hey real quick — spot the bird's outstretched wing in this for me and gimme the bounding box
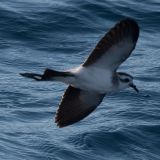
[83,18,139,72]
[55,86,105,127]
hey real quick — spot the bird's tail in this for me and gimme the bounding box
[20,68,74,81]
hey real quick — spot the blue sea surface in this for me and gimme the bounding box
[0,0,160,159]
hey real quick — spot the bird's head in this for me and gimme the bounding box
[117,72,139,93]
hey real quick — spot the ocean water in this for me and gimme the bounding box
[0,0,160,159]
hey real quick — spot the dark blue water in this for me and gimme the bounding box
[0,0,160,159]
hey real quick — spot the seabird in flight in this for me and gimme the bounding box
[20,18,139,128]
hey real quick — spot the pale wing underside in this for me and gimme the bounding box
[55,86,105,127]
[83,18,139,72]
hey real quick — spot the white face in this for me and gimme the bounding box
[118,73,139,92]
[119,74,133,89]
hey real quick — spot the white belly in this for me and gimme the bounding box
[70,66,114,93]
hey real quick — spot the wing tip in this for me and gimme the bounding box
[56,122,65,128]
[55,118,71,128]
[55,111,76,128]
[55,109,71,128]
[55,115,65,128]
[118,17,140,42]
[121,17,138,25]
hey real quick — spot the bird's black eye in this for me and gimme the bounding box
[124,78,130,82]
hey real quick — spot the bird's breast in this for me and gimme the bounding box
[71,66,115,93]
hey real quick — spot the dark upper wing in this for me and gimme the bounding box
[83,18,139,72]
[55,86,105,127]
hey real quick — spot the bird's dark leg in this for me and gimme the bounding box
[20,68,74,81]
[20,73,43,81]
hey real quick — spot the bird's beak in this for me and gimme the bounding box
[129,83,139,93]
